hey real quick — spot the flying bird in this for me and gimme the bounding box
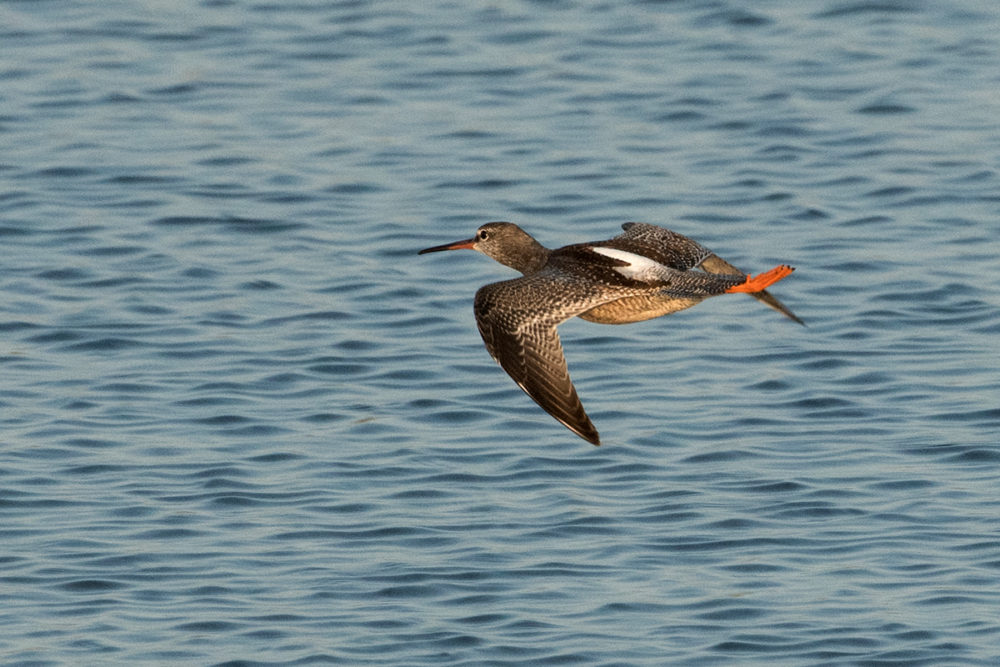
[419,222,800,445]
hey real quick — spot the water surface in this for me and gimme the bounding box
[2,1,1000,664]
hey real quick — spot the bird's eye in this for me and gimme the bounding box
[478,229,489,241]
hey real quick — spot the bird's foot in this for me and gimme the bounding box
[726,265,795,293]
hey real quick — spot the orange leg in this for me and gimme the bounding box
[726,265,795,293]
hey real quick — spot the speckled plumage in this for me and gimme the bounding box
[419,222,800,445]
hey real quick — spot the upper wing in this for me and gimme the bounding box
[608,222,714,271]
[614,223,803,325]
[588,246,746,295]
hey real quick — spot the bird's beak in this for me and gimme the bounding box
[418,237,477,254]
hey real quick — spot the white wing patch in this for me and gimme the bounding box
[591,246,673,283]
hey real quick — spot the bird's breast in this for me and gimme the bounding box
[577,293,703,324]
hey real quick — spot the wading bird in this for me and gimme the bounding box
[419,222,800,445]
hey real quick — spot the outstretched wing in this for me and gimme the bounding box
[473,271,630,445]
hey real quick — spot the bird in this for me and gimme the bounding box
[418,222,801,445]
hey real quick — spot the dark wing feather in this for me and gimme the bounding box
[612,222,713,270]
[473,271,631,445]
[479,317,599,445]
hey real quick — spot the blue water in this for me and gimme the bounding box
[3,1,1000,664]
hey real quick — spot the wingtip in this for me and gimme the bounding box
[558,414,600,445]
[567,421,601,446]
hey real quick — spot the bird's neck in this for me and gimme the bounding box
[501,239,551,275]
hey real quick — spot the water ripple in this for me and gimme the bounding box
[3,0,1000,665]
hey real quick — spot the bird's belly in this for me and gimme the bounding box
[578,294,702,324]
